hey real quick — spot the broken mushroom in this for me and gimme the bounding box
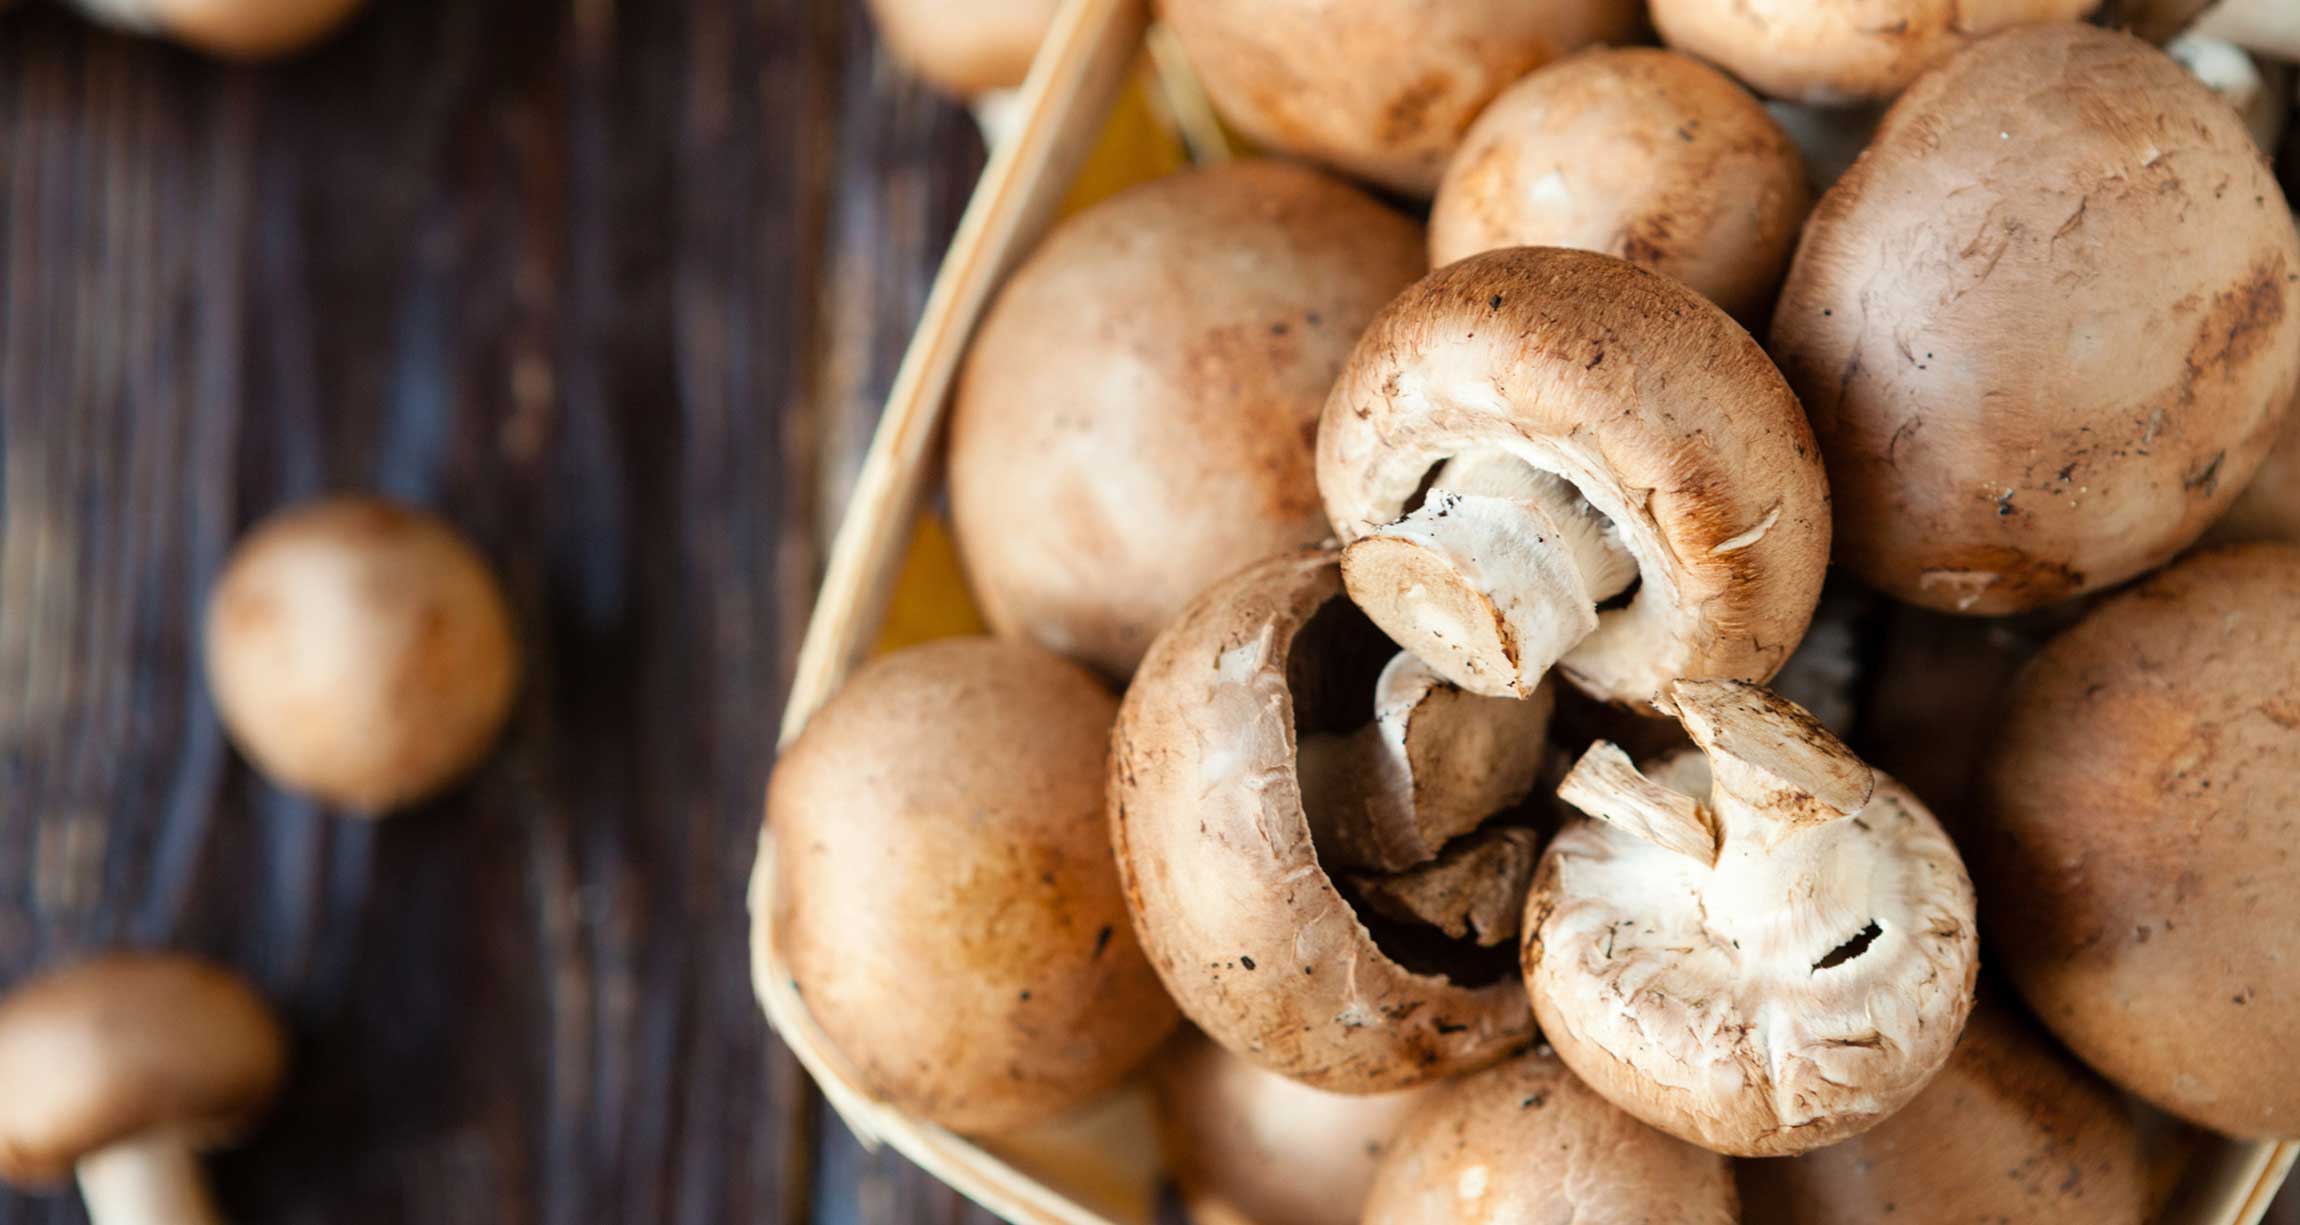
[0,954,288,1225]
[1152,1033,1430,1225]
[769,638,1176,1134]
[1650,0,2100,104]
[66,0,368,59]
[1524,680,1980,1155]
[1980,544,2300,1138]
[1110,551,1539,1093]
[1360,1047,1739,1224]
[1771,24,2300,615]
[863,0,1060,98]
[204,495,520,815]
[1739,994,2151,1225]
[1319,246,1833,707]
[951,160,1423,679]
[1157,0,1645,195]
[1430,47,1812,321]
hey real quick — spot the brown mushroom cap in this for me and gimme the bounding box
[0,954,287,1186]
[1651,0,2101,104]
[1431,47,1812,321]
[1980,544,2300,1138]
[1361,1048,1739,1224]
[1158,0,1645,196]
[862,0,1061,97]
[1152,1033,1428,1225]
[1771,24,2300,615]
[950,160,1423,680]
[204,495,521,815]
[769,638,1176,1134]
[1739,994,2150,1225]
[1319,247,1832,708]
[116,0,369,59]
[1110,551,1533,1094]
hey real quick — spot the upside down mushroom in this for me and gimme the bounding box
[1771,24,2300,615]
[1319,246,1833,708]
[1650,0,2101,104]
[1525,680,1980,1155]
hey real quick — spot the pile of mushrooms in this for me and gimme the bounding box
[759,9,2300,1225]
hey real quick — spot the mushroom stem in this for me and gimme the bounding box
[76,1133,221,1225]
[1341,454,1634,699]
[1666,679,1874,842]
[1300,650,1552,871]
[1555,742,1716,865]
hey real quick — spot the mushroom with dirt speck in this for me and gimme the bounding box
[1524,680,1980,1155]
[204,495,520,816]
[0,954,289,1225]
[1651,0,2100,104]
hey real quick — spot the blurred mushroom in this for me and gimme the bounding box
[768,638,1177,1134]
[1739,994,2151,1225]
[1772,24,2300,615]
[1111,552,1537,1093]
[1649,0,2100,104]
[1152,1033,1428,1225]
[1158,0,1645,195]
[67,0,367,59]
[1319,246,1832,707]
[1431,46,1811,321]
[204,495,520,815]
[1525,681,1979,1155]
[863,0,1060,99]
[951,161,1422,680]
[1361,1048,1738,1223]
[1980,544,2300,1138]
[0,954,288,1225]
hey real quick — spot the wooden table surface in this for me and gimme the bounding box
[3,3,2297,1224]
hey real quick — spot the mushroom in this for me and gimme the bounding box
[0,954,288,1225]
[1318,246,1833,708]
[1360,1047,1739,1223]
[1430,47,1812,322]
[1151,1032,1430,1225]
[204,495,520,815]
[2187,0,2300,60]
[1346,827,1541,947]
[862,0,1060,99]
[1739,994,2151,1225]
[1979,543,2300,1138]
[1524,679,1980,1155]
[1295,649,1552,873]
[1771,24,2300,615]
[1649,0,2100,104]
[1110,551,1538,1093]
[768,637,1177,1133]
[950,160,1423,680]
[2213,413,2300,544]
[1156,0,1645,196]
[64,0,367,59]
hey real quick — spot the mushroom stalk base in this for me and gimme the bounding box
[1341,455,1633,699]
[77,1134,220,1225]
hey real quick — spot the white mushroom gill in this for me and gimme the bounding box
[1341,451,1637,700]
[1526,680,1979,1156]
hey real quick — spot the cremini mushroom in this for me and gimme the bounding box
[951,160,1423,680]
[768,637,1176,1134]
[1980,544,2300,1138]
[204,495,520,815]
[1650,0,2100,104]
[1524,680,1980,1155]
[1157,0,1645,195]
[67,0,367,59]
[0,954,288,1225]
[862,0,1060,98]
[1110,551,1538,1093]
[1771,24,2300,615]
[1361,1048,1739,1223]
[1319,246,1833,708]
[1430,47,1811,321]
[1739,994,2151,1225]
[1152,1032,1429,1225]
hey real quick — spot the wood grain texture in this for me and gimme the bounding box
[0,0,988,1221]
